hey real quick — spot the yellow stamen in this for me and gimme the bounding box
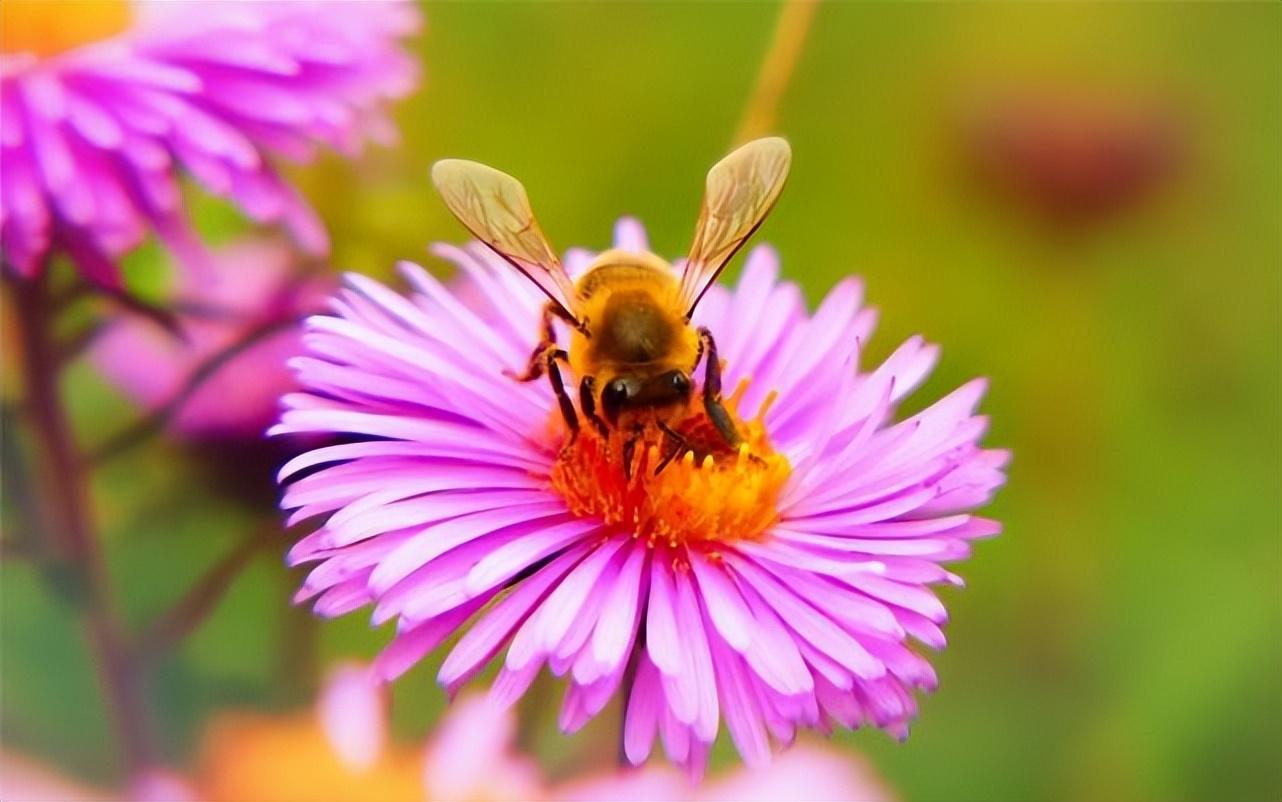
[1,0,132,58]
[549,381,790,550]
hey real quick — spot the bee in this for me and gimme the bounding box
[430,137,791,472]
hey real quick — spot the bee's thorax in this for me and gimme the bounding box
[567,253,700,389]
[592,291,678,364]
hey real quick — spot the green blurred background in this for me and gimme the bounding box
[3,2,1279,800]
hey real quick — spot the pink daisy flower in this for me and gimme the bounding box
[0,0,418,286]
[276,214,1008,775]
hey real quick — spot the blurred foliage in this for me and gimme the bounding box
[3,3,1279,801]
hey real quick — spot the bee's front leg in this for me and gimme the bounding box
[578,377,609,438]
[543,347,579,441]
[697,327,741,447]
[654,418,690,475]
[621,423,648,481]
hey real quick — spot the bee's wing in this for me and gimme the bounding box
[431,159,581,324]
[679,137,792,317]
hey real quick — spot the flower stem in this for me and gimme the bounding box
[732,0,819,146]
[134,527,270,659]
[9,273,155,779]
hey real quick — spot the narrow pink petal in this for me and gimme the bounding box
[549,551,625,673]
[439,545,588,691]
[465,518,601,597]
[844,573,948,623]
[624,656,662,765]
[613,216,649,251]
[374,597,486,682]
[504,538,624,672]
[584,544,648,682]
[489,661,540,711]
[537,538,626,654]
[318,663,384,771]
[674,569,719,742]
[368,502,567,594]
[727,554,885,681]
[688,552,752,652]
[707,633,771,768]
[645,557,684,676]
[659,707,690,766]
[732,574,814,697]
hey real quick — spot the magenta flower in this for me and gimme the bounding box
[0,0,418,286]
[90,236,332,440]
[276,219,1008,775]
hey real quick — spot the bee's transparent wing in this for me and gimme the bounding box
[431,159,580,323]
[679,137,792,316]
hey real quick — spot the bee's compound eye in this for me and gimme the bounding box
[602,378,633,423]
[667,371,691,394]
[605,379,632,404]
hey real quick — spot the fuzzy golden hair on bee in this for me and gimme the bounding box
[430,137,791,474]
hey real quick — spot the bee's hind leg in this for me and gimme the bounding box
[506,303,561,383]
[697,327,741,447]
[504,304,579,440]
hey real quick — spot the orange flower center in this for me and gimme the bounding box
[550,379,790,549]
[1,0,131,58]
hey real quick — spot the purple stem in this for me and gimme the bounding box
[10,272,155,778]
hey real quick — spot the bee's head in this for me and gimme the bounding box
[601,370,692,425]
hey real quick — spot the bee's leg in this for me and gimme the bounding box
[697,327,741,447]
[622,426,645,481]
[654,419,690,476]
[544,347,579,441]
[506,303,561,383]
[578,377,608,438]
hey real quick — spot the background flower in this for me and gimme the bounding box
[1,661,895,802]
[196,664,425,802]
[558,747,896,802]
[0,0,418,286]
[90,236,332,440]
[958,83,1186,231]
[204,673,895,802]
[276,219,1007,774]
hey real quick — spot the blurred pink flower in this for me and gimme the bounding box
[90,237,332,440]
[313,665,896,802]
[0,753,193,801]
[961,86,1185,229]
[215,661,894,802]
[0,751,106,801]
[419,684,542,801]
[1,662,896,802]
[276,219,1008,775]
[0,0,418,286]
[558,746,895,802]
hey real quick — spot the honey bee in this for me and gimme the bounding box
[430,137,791,473]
